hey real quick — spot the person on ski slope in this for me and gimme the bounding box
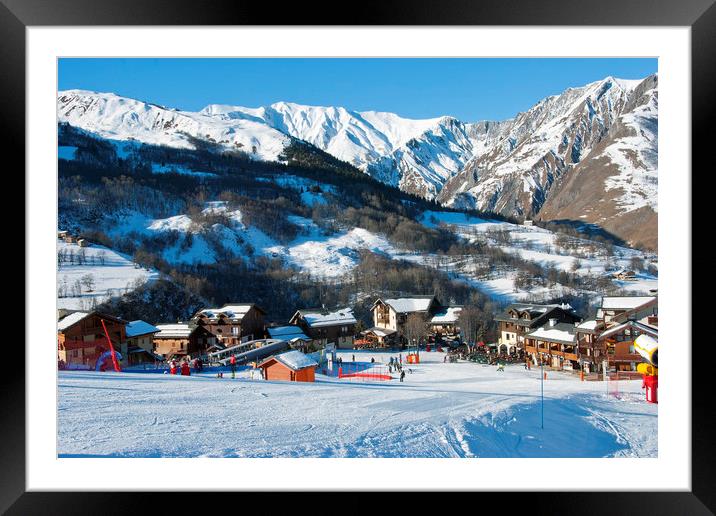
[181,360,191,376]
[230,354,237,379]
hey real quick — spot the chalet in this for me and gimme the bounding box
[77,238,89,247]
[494,303,581,354]
[57,230,68,239]
[191,303,266,348]
[57,311,127,369]
[152,323,215,360]
[578,296,658,374]
[356,327,398,348]
[124,320,161,366]
[574,319,605,373]
[258,350,318,382]
[428,306,462,342]
[597,296,657,325]
[371,295,439,338]
[289,307,357,349]
[524,319,579,370]
[598,319,658,373]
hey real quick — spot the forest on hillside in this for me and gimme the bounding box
[59,124,617,329]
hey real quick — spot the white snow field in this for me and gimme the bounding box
[57,240,159,311]
[57,351,657,458]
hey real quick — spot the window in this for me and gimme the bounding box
[232,327,239,335]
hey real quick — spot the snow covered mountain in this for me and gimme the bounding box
[438,76,657,212]
[57,90,291,161]
[200,102,478,198]
[58,74,658,248]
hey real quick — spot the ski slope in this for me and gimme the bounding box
[57,350,657,458]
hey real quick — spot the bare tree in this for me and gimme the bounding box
[403,313,427,347]
[80,273,96,292]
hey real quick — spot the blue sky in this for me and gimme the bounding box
[58,58,657,122]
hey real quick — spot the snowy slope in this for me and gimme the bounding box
[57,240,159,310]
[57,350,657,458]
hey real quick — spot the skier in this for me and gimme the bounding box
[400,370,405,382]
[352,354,355,362]
[195,357,203,372]
[169,359,177,375]
[181,360,191,376]
[371,357,375,363]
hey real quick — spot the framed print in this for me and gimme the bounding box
[4,0,714,512]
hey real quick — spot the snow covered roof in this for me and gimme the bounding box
[362,327,397,337]
[526,323,577,345]
[577,320,599,330]
[382,297,435,313]
[57,311,126,331]
[58,311,90,331]
[126,320,160,338]
[155,324,193,338]
[297,308,357,328]
[196,303,263,320]
[263,350,318,371]
[267,325,311,341]
[601,296,655,310]
[430,306,462,324]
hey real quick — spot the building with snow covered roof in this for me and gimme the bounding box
[124,320,161,366]
[289,307,357,349]
[370,295,440,342]
[494,303,580,354]
[258,350,318,382]
[57,311,127,369]
[524,319,579,370]
[428,306,462,341]
[152,323,215,360]
[191,303,266,348]
[597,296,656,325]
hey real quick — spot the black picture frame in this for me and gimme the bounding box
[3,0,712,512]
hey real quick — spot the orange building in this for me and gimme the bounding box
[258,350,317,382]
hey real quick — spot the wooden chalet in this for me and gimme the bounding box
[574,319,605,373]
[524,319,579,370]
[597,296,657,325]
[494,303,581,354]
[152,323,215,360]
[576,296,658,375]
[258,350,318,382]
[371,295,440,342]
[191,303,266,348]
[355,327,398,348]
[124,320,161,366]
[289,307,357,349]
[428,306,462,342]
[57,311,127,369]
[598,319,658,373]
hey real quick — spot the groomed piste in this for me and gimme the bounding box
[57,349,657,458]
